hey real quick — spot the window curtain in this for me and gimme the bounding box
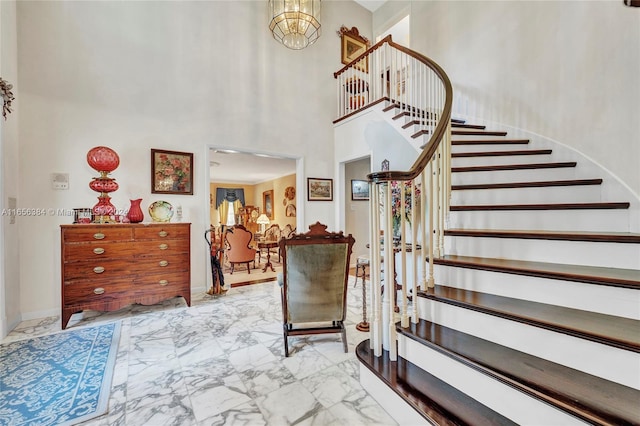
[218,199,244,226]
[218,200,230,226]
[215,188,245,208]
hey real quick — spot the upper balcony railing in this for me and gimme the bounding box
[334,36,453,360]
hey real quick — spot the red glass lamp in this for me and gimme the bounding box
[87,146,120,223]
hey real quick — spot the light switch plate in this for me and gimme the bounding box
[51,173,69,190]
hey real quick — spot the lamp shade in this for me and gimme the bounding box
[87,146,120,173]
[269,0,321,50]
[256,214,270,225]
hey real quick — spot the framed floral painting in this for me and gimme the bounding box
[151,149,193,195]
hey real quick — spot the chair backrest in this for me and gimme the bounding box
[264,224,282,242]
[225,225,255,262]
[282,224,296,239]
[279,222,355,324]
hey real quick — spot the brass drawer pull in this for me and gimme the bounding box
[159,279,168,286]
[159,260,169,267]
[159,243,168,250]
[94,287,105,295]
[93,266,105,274]
[93,233,105,240]
[93,247,105,255]
[158,231,168,237]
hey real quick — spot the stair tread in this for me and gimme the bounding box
[417,285,640,351]
[450,202,630,211]
[452,139,529,145]
[452,149,552,158]
[452,162,577,172]
[355,342,517,426]
[433,254,640,289]
[445,228,640,243]
[452,123,486,129]
[452,178,603,190]
[451,130,508,136]
[398,319,640,425]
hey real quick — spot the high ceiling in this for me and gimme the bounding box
[208,1,384,185]
[354,1,387,12]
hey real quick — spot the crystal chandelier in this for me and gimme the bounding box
[269,0,321,50]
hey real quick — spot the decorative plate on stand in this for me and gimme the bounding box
[149,201,174,222]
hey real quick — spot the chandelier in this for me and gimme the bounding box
[269,0,321,50]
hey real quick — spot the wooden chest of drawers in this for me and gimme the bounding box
[60,223,191,329]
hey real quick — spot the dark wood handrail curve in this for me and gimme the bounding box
[336,36,453,184]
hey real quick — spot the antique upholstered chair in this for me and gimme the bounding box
[281,224,296,239]
[260,224,282,262]
[277,222,355,356]
[278,224,296,260]
[224,225,256,274]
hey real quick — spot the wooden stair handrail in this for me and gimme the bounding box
[336,36,453,183]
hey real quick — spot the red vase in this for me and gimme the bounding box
[127,199,144,223]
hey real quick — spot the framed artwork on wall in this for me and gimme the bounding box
[351,179,369,201]
[307,178,333,201]
[263,190,274,220]
[151,149,193,195]
[338,26,369,73]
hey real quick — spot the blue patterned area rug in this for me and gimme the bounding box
[0,322,121,426]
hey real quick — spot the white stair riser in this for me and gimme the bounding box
[452,154,552,167]
[449,209,629,232]
[451,185,602,205]
[452,143,531,153]
[452,168,577,185]
[444,235,640,270]
[359,366,429,426]
[416,298,640,389]
[433,264,640,320]
[398,336,588,425]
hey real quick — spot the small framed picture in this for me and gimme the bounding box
[351,180,369,201]
[263,190,274,220]
[339,26,369,73]
[151,149,193,195]
[307,178,333,201]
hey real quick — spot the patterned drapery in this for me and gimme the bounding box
[215,188,245,208]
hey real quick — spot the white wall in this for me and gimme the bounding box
[13,1,371,322]
[344,157,371,261]
[1,0,20,337]
[376,0,640,197]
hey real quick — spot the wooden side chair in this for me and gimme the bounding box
[278,222,355,356]
[224,225,256,274]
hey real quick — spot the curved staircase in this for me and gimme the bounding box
[356,114,640,425]
[332,36,639,425]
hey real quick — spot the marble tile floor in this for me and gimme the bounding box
[2,278,399,426]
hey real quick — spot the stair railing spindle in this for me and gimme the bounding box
[411,174,419,323]
[370,181,382,356]
[428,158,436,288]
[384,183,398,360]
[400,181,409,328]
